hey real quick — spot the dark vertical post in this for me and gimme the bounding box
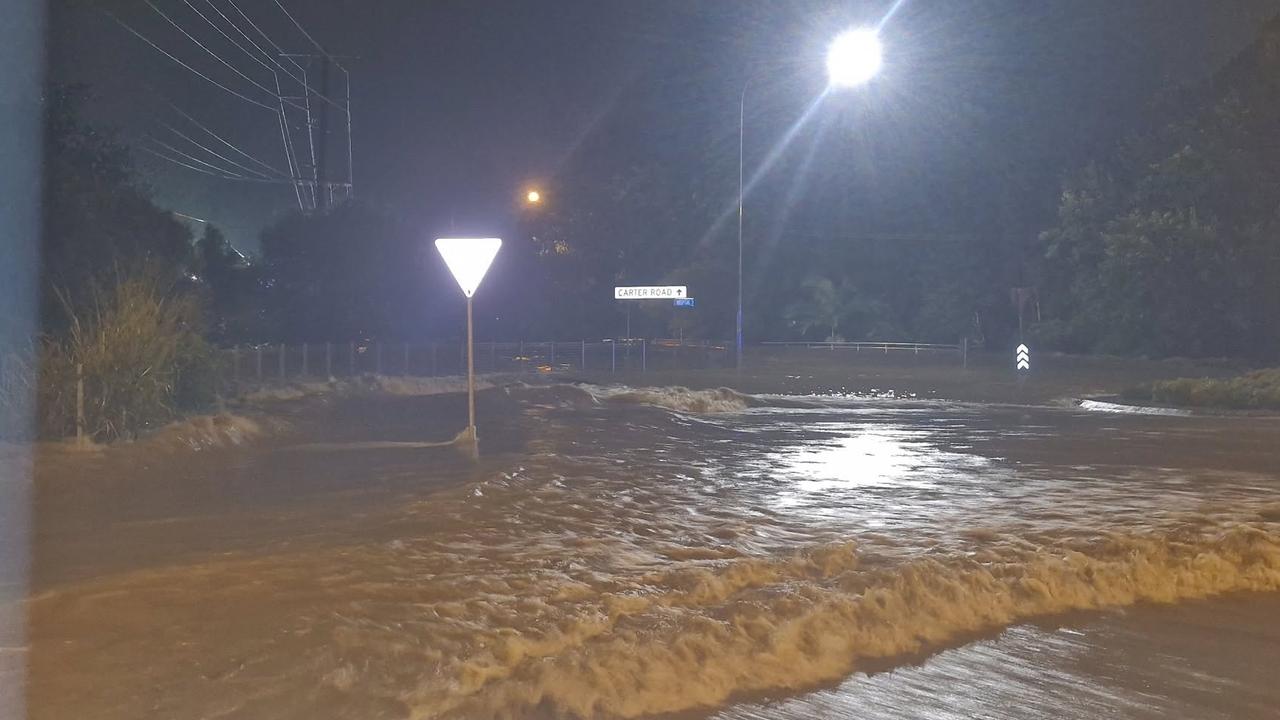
[642,338,647,372]
[315,56,331,210]
[325,342,332,377]
[403,342,410,376]
[75,363,85,446]
[581,340,586,369]
[611,342,616,372]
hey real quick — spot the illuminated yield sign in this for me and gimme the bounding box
[434,237,502,460]
[1016,343,1031,371]
[436,238,501,298]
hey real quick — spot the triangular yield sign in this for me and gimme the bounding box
[435,238,502,298]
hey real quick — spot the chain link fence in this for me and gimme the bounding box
[221,339,734,384]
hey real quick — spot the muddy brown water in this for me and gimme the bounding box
[20,383,1280,719]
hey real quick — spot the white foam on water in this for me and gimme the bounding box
[576,384,757,414]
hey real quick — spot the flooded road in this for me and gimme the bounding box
[24,384,1280,719]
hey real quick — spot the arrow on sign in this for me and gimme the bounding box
[1016,344,1030,370]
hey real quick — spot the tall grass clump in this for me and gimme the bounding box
[1141,369,1280,410]
[38,270,222,441]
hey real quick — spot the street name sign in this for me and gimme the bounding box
[614,286,687,300]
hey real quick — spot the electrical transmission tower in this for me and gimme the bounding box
[112,0,355,215]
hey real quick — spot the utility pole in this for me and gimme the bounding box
[281,52,355,211]
[315,55,331,211]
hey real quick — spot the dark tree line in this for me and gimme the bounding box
[1034,18,1280,359]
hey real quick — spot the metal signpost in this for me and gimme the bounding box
[435,237,502,460]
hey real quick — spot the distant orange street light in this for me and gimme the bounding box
[525,189,542,205]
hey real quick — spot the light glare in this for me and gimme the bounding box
[826,28,882,88]
[526,190,541,204]
[435,237,502,298]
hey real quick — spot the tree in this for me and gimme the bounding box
[41,85,193,331]
[1034,18,1280,359]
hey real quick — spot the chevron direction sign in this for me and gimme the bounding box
[1015,344,1031,371]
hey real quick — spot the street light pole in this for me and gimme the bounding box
[734,29,882,370]
[736,76,751,371]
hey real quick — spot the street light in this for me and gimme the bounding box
[435,237,502,460]
[525,189,542,205]
[826,29,883,89]
[735,28,882,369]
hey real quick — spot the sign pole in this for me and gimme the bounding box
[435,237,500,461]
[465,295,478,459]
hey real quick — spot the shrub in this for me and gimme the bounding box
[1146,369,1280,410]
[41,270,221,441]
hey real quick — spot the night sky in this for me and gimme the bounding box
[51,0,1280,254]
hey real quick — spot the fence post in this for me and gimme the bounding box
[279,343,286,377]
[326,342,332,378]
[302,343,309,376]
[75,363,85,446]
[256,345,262,380]
[582,340,586,370]
[549,341,555,367]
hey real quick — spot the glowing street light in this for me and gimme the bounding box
[826,28,883,89]
[525,189,542,205]
[735,28,883,370]
[435,237,502,459]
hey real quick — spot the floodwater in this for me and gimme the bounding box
[21,384,1280,719]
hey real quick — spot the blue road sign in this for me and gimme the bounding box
[674,298,696,308]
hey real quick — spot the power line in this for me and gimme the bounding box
[219,0,347,111]
[272,0,345,71]
[163,99,289,178]
[140,145,285,183]
[148,135,258,178]
[203,0,304,84]
[181,0,274,76]
[107,11,277,111]
[159,121,281,180]
[142,0,280,103]
[225,0,306,75]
